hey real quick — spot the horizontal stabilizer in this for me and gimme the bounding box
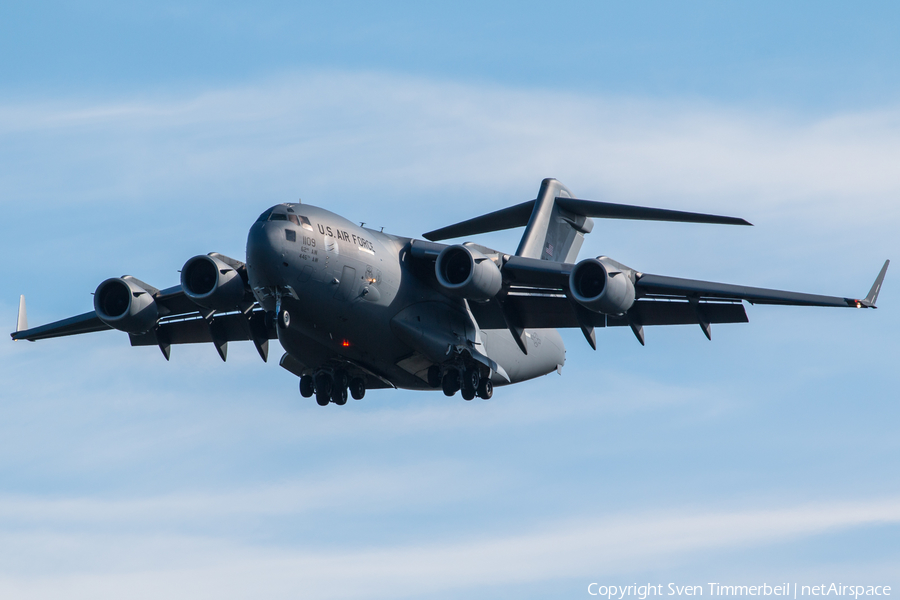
[424,195,751,242]
[424,201,534,241]
[554,198,752,227]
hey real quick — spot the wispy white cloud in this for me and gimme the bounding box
[0,496,897,599]
[0,460,504,527]
[3,70,900,224]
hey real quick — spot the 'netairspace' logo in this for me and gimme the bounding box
[587,584,892,599]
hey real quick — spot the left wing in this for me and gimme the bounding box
[635,259,890,309]
[498,255,888,347]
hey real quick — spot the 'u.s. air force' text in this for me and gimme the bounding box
[317,224,375,253]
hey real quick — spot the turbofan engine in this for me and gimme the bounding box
[569,258,635,315]
[181,254,246,311]
[435,245,502,302]
[93,277,159,334]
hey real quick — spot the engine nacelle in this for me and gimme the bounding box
[435,245,502,302]
[94,277,159,334]
[569,258,636,315]
[181,254,245,311]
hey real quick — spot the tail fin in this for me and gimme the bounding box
[422,179,593,263]
[515,179,592,262]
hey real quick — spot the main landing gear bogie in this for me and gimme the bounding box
[301,370,365,406]
[436,365,493,400]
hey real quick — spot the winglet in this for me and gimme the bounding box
[858,260,889,308]
[15,295,28,338]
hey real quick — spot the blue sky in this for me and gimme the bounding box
[1,2,899,598]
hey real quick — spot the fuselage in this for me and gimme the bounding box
[245,203,566,391]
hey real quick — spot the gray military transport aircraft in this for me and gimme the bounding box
[12,179,890,405]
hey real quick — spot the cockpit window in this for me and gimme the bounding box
[288,214,300,225]
[256,208,275,222]
[269,213,288,221]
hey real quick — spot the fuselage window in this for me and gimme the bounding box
[285,229,296,242]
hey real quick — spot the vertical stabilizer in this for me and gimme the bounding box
[515,179,593,262]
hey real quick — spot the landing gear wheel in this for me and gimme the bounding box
[332,386,348,405]
[349,378,365,400]
[427,365,442,388]
[441,369,459,397]
[314,372,332,406]
[461,368,480,398]
[314,372,333,397]
[477,378,493,399]
[299,375,314,398]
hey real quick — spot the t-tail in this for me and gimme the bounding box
[423,178,752,262]
[515,179,591,262]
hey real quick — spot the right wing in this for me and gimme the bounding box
[11,283,200,341]
[11,255,276,362]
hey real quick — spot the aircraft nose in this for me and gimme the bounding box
[246,220,283,288]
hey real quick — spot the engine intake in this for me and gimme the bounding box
[569,258,635,315]
[94,277,159,334]
[435,245,502,302]
[181,254,246,311]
